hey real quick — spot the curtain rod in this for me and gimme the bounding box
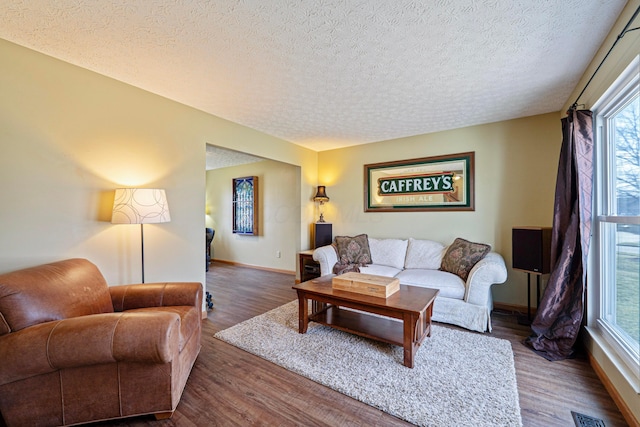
[570,4,640,111]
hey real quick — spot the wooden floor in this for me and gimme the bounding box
[99,262,626,427]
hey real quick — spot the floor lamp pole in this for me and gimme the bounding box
[140,223,145,283]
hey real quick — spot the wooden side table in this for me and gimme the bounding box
[298,250,321,283]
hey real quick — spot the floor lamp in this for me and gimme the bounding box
[111,188,171,283]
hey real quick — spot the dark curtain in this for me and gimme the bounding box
[525,109,594,361]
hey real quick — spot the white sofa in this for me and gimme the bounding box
[313,237,508,333]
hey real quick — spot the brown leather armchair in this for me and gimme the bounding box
[0,258,202,427]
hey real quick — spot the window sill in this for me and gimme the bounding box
[585,325,640,395]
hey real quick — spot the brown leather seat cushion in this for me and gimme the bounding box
[0,259,114,335]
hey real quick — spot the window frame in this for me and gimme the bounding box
[591,55,640,380]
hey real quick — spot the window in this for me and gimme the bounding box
[232,176,259,235]
[593,56,640,376]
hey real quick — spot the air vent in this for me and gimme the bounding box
[571,411,606,427]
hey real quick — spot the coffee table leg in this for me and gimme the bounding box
[298,292,308,334]
[403,313,416,368]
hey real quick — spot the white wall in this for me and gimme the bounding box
[206,159,300,272]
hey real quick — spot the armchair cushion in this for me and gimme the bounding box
[109,282,202,351]
[0,259,114,334]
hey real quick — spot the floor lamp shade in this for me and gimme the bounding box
[111,188,171,283]
[111,188,171,224]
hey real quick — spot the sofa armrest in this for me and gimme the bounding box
[465,252,508,306]
[313,245,338,276]
[110,282,203,312]
[0,311,180,385]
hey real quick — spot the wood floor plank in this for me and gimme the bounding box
[85,261,627,426]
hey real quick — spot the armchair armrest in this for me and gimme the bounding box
[464,252,508,306]
[0,311,180,385]
[110,282,202,312]
[313,245,338,276]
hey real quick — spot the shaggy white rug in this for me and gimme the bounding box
[214,301,522,427]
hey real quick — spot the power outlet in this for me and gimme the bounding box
[276,250,281,258]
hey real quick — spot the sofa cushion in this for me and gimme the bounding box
[396,269,465,300]
[404,238,445,269]
[368,238,408,269]
[358,264,403,278]
[440,238,491,281]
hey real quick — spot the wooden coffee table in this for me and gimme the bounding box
[293,275,439,368]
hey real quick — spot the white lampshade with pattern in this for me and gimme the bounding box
[111,188,171,224]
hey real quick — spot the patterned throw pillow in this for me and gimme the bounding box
[440,238,491,281]
[334,234,372,265]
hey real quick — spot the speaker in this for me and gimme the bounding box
[512,227,552,273]
[312,223,332,249]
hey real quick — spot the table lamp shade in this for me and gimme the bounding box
[112,188,171,224]
[313,186,329,203]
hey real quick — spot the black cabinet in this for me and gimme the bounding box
[312,223,332,248]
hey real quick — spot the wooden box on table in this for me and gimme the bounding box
[332,272,399,298]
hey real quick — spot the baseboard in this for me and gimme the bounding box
[211,259,295,276]
[587,351,640,427]
[493,302,537,317]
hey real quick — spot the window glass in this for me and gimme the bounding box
[595,58,640,372]
[612,223,639,344]
[613,96,639,216]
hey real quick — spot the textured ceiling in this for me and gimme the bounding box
[0,0,628,151]
[206,145,264,170]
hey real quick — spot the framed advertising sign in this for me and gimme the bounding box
[364,152,474,212]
